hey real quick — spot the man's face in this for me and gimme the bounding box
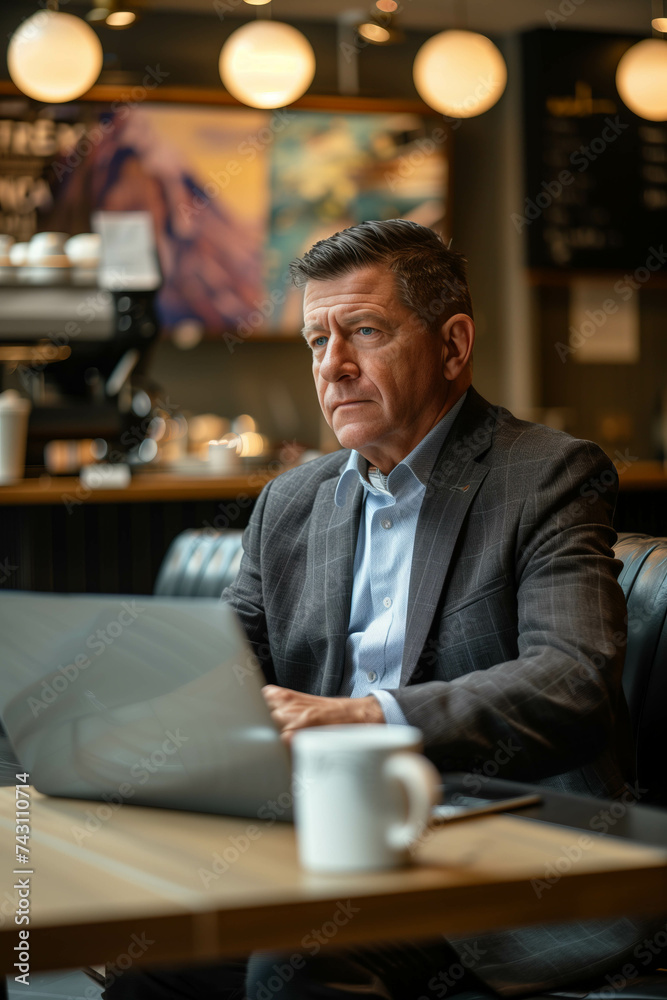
[302,265,452,472]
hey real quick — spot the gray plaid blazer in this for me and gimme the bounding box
[223,387,658,994]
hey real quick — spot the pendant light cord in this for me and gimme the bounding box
[453,0,468,29]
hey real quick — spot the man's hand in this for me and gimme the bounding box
[261,686,385,744]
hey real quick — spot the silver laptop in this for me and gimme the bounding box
[0,591,292,819]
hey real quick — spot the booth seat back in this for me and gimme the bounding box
[614,532,667,808]
[153,529,244,599]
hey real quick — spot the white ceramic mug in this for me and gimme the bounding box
[9,242,29,266]
[65,233,101,266]
[292,725,441,873]
[27,232,69,260]
[0,391,31,485]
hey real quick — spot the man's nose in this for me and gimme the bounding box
[319,333,359,383]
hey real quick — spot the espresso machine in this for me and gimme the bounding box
[0,213,162,474]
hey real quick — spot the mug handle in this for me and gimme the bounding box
[383,752,441,852]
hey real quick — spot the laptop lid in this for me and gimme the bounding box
[0,592,292,819]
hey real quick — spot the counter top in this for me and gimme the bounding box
[0,471,274,505]
[616,460,667,490]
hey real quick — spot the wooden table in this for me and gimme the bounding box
[1,787,666,976]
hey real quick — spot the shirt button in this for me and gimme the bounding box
[367,670,377,682]
[381,518,392,529]
[383,597,392,608]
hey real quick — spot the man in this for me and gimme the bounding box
[108,220,651,999]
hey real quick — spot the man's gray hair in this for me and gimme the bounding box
[289,219,473,329]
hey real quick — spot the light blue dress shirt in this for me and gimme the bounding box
[334,392,467,725]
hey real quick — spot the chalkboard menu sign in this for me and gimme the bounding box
[521,29,667,270]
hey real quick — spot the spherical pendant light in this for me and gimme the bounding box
[413,29,507,119]
[219,20,315,109]
[8,10,103,104]
[616,38,667,121]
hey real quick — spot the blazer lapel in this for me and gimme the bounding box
[307,472,364,696]
[401,389,495,683]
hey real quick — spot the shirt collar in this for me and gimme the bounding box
[334,391,467,507]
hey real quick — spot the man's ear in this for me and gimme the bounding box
[440,313,475,381]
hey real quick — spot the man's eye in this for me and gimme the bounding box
[313,335,328,348]
[358,327,377,336]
